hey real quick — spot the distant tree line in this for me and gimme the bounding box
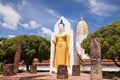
[0,35,50,71]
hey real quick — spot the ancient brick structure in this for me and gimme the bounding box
[72,65,80,76]
[3,64,14,76]
[30,65,37,73]
[90,36,102,80]
[57,65,68,79]
[13,41,22,74]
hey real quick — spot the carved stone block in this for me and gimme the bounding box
[3,64,14,76]
[90,36,101,59]
[57,65,68,79]
[30,65,37,73]
[90,36,102,80]
[72,65,80,76]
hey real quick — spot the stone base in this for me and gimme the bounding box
[3,64,14,76]
[91,65,102,80]
[30,65,37,74]
[57,65,68,79]
[72,65,80,76]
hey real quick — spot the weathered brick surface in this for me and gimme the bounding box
[90,37,102,80]
[30,65,37,74]
[0,72,90,80]
[3,64,14,76]
[57,65,68,79]
[13,41,22,74]
[72,65,80,76]
[0,77,20,80]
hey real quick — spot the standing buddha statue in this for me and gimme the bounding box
[53,20,70,68]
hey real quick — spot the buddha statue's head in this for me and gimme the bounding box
[58,19,65,34]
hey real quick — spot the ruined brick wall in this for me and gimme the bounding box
[90,36,102,80]
[13,41,22,74]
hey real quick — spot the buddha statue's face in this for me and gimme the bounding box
[58,24,65,34]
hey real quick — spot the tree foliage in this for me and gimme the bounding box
[82,20,120,67]
[0,37,7,62]
[0,35,50,71]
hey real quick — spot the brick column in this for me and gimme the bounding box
[30,65,37,73]
[90,36,102,80]
[13,41,22,74]
[3,64,14,76]
[72,65,80,76]
[57,65,68,79]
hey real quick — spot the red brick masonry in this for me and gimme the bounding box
[21,58,120,66]
[0,72,90,80]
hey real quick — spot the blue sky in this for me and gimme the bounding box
[0,0,120,39]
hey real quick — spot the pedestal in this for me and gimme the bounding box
[72,65,80,76]
[91,64,102,80]
[57,65,68,79]
[3,64,14,76]
[30,65,37,74]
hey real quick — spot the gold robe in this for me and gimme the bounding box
[53,33,70,68]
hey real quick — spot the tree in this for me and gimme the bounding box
[1,35,50,71]
[20,35,50,71]
[0,37,7,42]
[82,20,120,67]
[0,37,7,62]
[0,45,4,62]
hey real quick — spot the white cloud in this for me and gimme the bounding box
[73,0,87,4]
[29,33,35,35]
[18,0,27,10]
[30,20,40,29]
[41,27,53,36]
[37,27,53,39]
[46,8,60,18]
[21,20,41,29]
[0,3,21,30]
[88,0,118,16]
[67,18,77,24]
[8,35,16,38]
[21,23,29,28]
[73,0,118,16]
[46,8,77,25]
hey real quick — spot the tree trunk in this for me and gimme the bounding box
[113,58,120,68]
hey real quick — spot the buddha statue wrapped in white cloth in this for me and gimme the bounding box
[53,20,70,68]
